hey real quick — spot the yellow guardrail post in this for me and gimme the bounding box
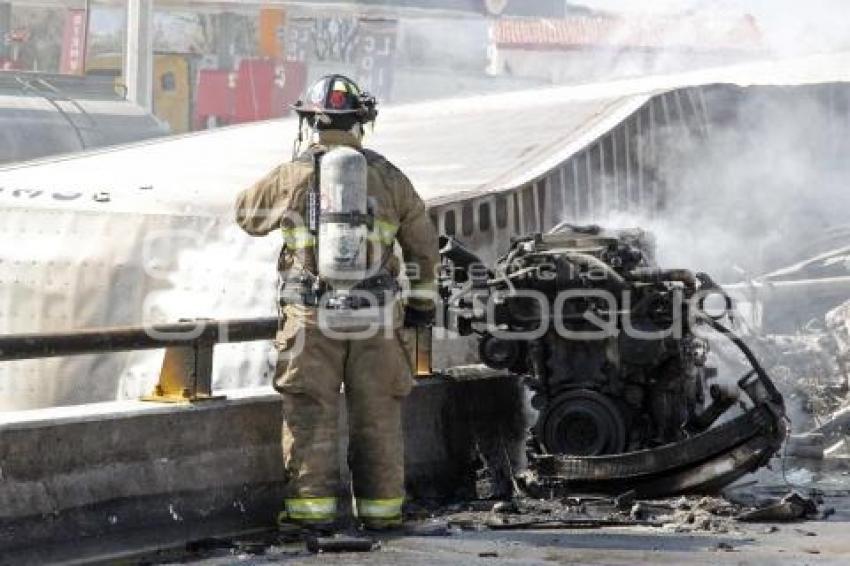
[142,340,223,403]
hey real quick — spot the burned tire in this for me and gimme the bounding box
[536,389,627,456]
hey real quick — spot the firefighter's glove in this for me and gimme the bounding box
[404,306,435,328]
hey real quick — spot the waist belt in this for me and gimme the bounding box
[280,271,400,308]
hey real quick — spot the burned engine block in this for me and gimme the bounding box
[440,224,743,458]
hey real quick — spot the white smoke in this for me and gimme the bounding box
[579,0,850,58]
[637,86,850,282]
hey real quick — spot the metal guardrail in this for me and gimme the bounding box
[0,318,279,403]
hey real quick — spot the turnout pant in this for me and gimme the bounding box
[274,306,414,526]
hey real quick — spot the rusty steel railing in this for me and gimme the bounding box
[0,318,279,403]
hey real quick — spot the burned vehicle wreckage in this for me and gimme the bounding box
[438,224,788,498]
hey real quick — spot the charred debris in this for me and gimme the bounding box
[428,223,850,526]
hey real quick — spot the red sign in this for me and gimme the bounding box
[194,60,307,129]
[59,9,87,75]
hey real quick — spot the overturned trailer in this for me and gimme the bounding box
[439,224,787,496]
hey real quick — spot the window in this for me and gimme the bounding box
[461,203,474,236]
[479,202,492,232]
[160,71,176,91]
[444,210,456,236]
[550,171,564,226]
[522,186,536,232]
[495,195,508,229]
[513,193,521,232]
[536,181,547,230]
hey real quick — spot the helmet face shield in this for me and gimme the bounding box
[307,77,331,107]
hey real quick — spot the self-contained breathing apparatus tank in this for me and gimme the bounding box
[317,146,369,290]
[308,146,395,330]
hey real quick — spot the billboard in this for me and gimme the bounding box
[284,16,398,102]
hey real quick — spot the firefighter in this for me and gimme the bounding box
[234,74,439,530]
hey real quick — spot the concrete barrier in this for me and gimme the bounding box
[0,373,524,563]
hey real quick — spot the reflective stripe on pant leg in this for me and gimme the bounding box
[285,497,338,521]
[355,497,403,520]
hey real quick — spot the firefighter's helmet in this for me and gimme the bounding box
[293,74,378,125]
